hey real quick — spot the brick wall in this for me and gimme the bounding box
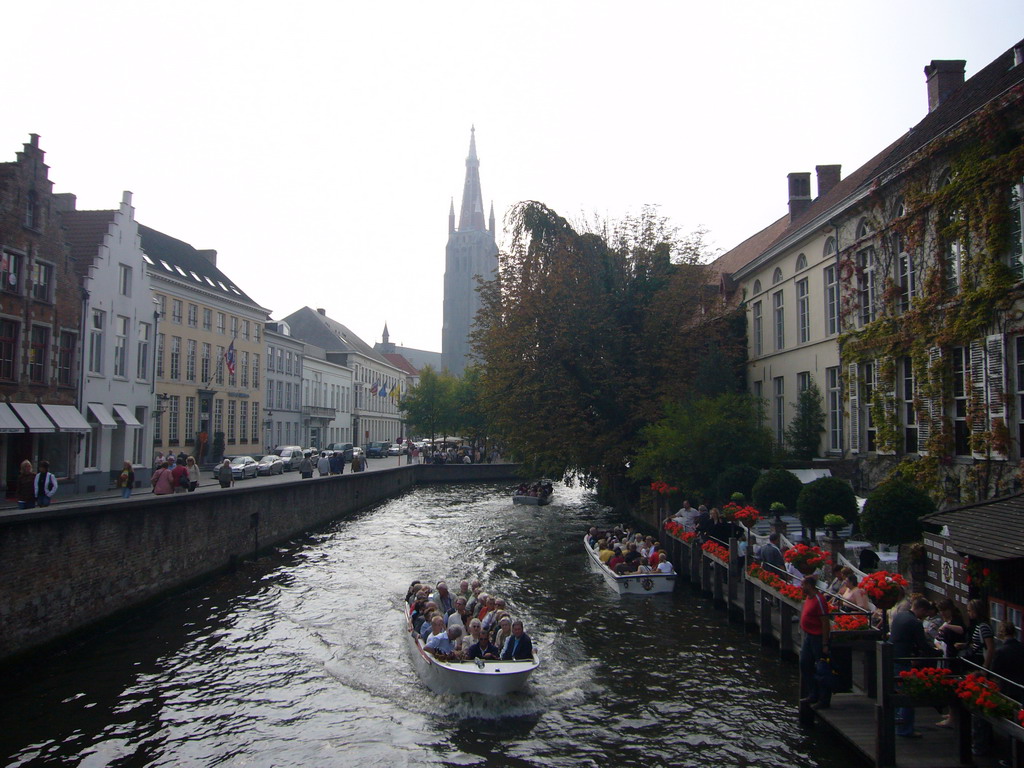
[0,463,521,661]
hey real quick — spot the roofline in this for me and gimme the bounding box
[148,270,271,317]
[921,490,1024,522]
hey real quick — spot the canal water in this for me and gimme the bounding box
[1,483,851,767]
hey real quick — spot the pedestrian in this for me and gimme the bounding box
[217,458,234,488]
[329,450,344,475]
[186,456,200,492]
[16,459,36,509]
[151,461,175,495]
[299,453,314,479]
[34,460,58,507]
[116,461,135,498]
[317,451,330,477]
[170,457,189,493]
[799,575,832,710]
[154,451,164,468]
[890,597,939,738]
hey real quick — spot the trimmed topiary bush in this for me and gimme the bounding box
[715,464,761,505]
[751,467,803,515]
[796,476,858,532]
[860,478,935,545]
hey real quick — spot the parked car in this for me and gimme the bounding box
[212,455,259,480]
[256,455,285,475]
[351,446,365,460]
[365,441,391,458]
[387,443,407,456]
[326,442,354,462]
[272,445,304,472]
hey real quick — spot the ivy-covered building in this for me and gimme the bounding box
[713,39,1024,505]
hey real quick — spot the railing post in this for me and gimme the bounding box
[760,591,774,646]
[712,560,724,607]
[690,540,700,584]
[779,599,795,659]
[875,641,896,768]
[955,696,972,766]
[743,565,756,627]
[727,537,739,610]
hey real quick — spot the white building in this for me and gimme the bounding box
[300,343,352,449]
[61,192,155,488]
[264,321,304,451]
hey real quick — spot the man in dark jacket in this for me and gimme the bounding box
[760,532,786,577]
[890,597,939,738]
[500,620,534,660]
[992,622,1024,703]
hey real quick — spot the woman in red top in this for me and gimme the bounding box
[607,547,625,573]
[799,576,831,708]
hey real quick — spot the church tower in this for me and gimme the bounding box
[442,127,498,376]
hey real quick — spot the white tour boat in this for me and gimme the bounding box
[405,604,539,695]
[584,534,676,595]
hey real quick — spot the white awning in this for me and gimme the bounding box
[87,403,117,430]
[42,404,92,433]
[112,404,143,428]
[0,402,25,433]
[10,402,56,433]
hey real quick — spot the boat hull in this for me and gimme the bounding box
[405,609,538,695]
[584,535,676,595]
[512,494,551,506]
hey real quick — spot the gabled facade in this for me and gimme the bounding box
[0,135,89,494]
[442,127,498,376]
[142,226,269,464]
[61,191,155,490]
[299,342,352,449]
[718,39,1024,505]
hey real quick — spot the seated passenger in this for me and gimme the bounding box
[467,633,501,660]
[500,621,534,661]
[493,616,513,650]
[447,597,470,628]
[635,556,653,574]
[656,553,674,574]
[462,618,485,652]
[623,543,642,567]
[421,614,445,643]
[426,625,464,660]
[476,594,495,622]
[483,599,508,633]
[607,547,625,572]
[598,540,614,563]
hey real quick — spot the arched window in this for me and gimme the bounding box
[824,236,836,257]
[753,279,761,294]
[941,170,963,294]
[772,267,783,284]
[856,218,872,239]
[795,253,807,271]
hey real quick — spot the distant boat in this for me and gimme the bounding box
[512,481,553,506]
[584,534,676,595]
[405,603,539,695]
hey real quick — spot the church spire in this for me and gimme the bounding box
[458,126,487,232]
[488,201,495,234]
[448,197,455,234]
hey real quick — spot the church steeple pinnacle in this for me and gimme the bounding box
[458,126,486,232]
[448,197,455,234]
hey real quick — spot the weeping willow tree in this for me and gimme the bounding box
[470,201,744,506]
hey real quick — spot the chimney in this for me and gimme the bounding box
[788,172,812,223]
[53,193,77,213]
[1014,44,1024,68]
[925,60,965,112]
[317,307,326,315]
[815,165,841,199]
[197,249,217,266]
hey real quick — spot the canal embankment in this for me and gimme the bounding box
[0,463,519,662]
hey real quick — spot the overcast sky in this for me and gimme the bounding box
[5,2,1023,354]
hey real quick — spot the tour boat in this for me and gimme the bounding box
[584,534,676,595]
[512,492,552,506]
[405,604,539,695]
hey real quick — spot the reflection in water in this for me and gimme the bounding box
[0,483,849,767]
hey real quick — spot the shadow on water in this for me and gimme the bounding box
[1,482,855,767]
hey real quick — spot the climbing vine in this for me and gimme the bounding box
[840,85,1024,502]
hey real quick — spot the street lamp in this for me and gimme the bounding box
[264,409,274,452]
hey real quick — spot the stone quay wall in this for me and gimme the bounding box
[0,463,520,661]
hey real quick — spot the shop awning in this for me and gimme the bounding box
[42,404,92,433]
[0,402,25,433]
[10,402,56,433]
[87,403,117,430]
[112,404,143,428]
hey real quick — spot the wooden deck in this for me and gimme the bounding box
[814,694,1002,768]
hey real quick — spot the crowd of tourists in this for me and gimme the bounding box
[407,579,534,662]
[586,525,675,575]
[515,481,553,498]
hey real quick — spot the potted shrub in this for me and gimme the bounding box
[823,513,847,537]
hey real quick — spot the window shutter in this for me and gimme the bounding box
[848,362,860,454]
[916,356,931,455]
[918,347,943,456]
[986,334,1007,460]
[970,338,987,459]
[875,358,896,455]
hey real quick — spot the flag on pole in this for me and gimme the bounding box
[224,341,236,376]
[390,382,401,401]
[370,381,379,396]
[379,383,389,398]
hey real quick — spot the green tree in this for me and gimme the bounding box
[860,478,936,545]
[400,366,456,442]
[785,379,826,459]
[751,467,803,514]
[452,365,490,451]
[629,393,772,502]
[796,476,858,534]
[472,202,741,501]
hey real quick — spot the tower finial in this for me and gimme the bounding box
[458,127,485,230]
